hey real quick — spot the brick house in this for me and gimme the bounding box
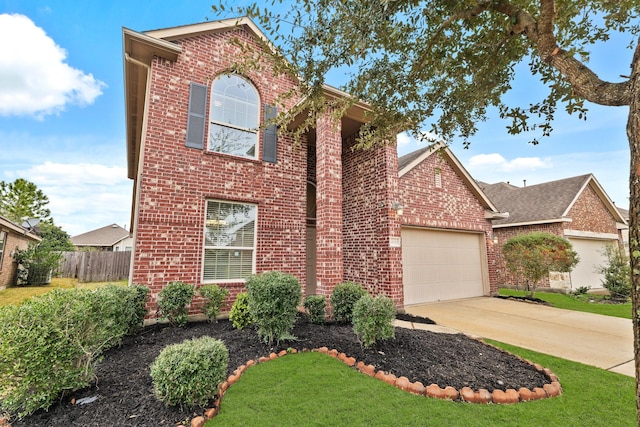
[480,174,628,291]
[122,17,501,315]
[0,215,41,289]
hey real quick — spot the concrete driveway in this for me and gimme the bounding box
[403,297,634,377]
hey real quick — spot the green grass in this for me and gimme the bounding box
[208,344,635,426]
[498,288,632,319]
[0,277,128,306]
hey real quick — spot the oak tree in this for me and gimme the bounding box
[218,0,640,418]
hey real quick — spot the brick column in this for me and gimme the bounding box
[315,111,343,299]
[375,144,404,308]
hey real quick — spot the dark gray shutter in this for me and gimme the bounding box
[263,104,278,163]
[185,82,207,149]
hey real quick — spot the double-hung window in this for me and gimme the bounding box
[209,74,259,159]
[203,200,256,281]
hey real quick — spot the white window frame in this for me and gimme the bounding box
[208,74,260,159]
[202,200,257,283]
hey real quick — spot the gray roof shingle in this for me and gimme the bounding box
[71,224,130,247]
[479,174,593,225]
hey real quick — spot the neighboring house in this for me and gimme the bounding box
[480,174,627,291]
[122,17,502,315]
[0,215,41,289]
[71,224,133,252]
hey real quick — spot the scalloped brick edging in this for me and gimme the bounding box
[193,346,562,425]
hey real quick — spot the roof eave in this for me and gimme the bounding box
[493,217,573,228]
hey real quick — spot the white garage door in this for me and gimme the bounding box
[402,228,487,305]
[568,238,616,290]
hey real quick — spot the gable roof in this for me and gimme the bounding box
[480,174,626,227]
[71,224,130,247]
[398,145,503,216]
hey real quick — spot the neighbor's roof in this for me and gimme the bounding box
[479,174,626,227]
[0,214,41,241]
[398,144,503,216]
[71,224,130,247]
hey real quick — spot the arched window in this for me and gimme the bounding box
[209,74,259,159]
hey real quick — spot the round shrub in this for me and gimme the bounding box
[352,294,396,348]
[245,271,302,345]
[229,292,252,330]
[150,336,229,407]
[330,282,368,324]
[198,284,229,322]
[156,281,195,327]
[303,294,326,324]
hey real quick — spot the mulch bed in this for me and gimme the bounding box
[14,314,550,427]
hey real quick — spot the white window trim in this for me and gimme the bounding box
[202,200,258,283]
[0,231,6,270]
[208,74,260,160]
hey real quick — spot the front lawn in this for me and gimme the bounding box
[209,342,635,426]
[0,277,127,307]
[498,288,631,319]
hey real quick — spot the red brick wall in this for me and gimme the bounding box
[342,138,403,307]
[564,184,619,234]
[398,150,498,294]
[0,229,34,288]
[131,28,307,315]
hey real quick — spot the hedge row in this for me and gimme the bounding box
[0,285,148,419]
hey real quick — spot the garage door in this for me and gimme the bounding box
[402,228,486,305]
[568,238,616,290]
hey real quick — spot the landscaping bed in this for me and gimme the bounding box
[15,315,550,427]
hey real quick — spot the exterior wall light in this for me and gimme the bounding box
[391,201,404,216]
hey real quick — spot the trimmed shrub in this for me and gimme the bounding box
[331,282,368,324]
[597,243,631,300]
[198,284,229,322]
[303,294,326,324]
[156,281,195,327]
[229,292,252,330]
[352,294,396,348]
[150,336,229,407]
[245,271,302,345]
[0,286,148,419]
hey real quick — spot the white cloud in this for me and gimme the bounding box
[468,153,552,172]
[0,14,105,118]
[12,162,131,236]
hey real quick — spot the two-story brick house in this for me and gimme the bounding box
[123,17,501,315]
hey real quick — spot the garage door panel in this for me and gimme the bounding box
[568,238,616,290]
[402,228,486,305]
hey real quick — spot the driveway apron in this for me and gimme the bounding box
[404,297,634,377]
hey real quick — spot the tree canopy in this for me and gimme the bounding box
[502,232,579,296]
[217,0,640,419]
[0,178,51,224]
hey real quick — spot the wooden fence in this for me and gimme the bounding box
[56,251,131,283]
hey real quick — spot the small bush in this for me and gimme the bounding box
[597,244,631,300]
[198,284,229,322]
[150,336,229,407]
[229,292,252,330]
[0,286,148,419]
[245,271,302,345]
[352,294,396,348]
[303,294,326,324]
[156,281,195,327]
[572,285,591,296]
[331,282,368,324]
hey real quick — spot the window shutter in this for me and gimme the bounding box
[185,82,207,149]
[263,104,278,163]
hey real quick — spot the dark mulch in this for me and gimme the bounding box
[15,315,550,427]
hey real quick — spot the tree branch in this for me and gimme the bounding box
[491,0,632,106]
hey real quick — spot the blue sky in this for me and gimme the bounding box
[0,1,634,236]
